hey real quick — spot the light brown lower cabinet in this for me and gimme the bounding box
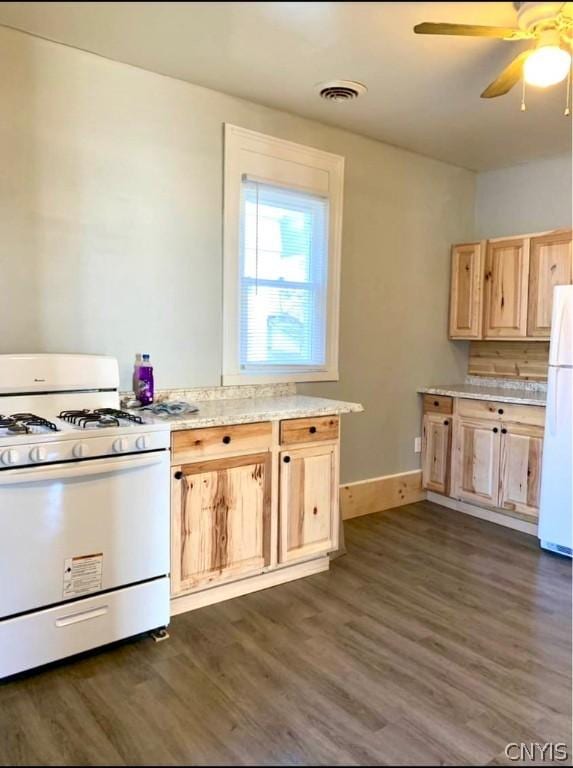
[422,413,451,494]
[498,423,543,519]
[422,395,545,521]
[453,418,501,507]
[170,417,341,604]
[279,443,338,564]
[450,413,543,520]
[171,452,272,595]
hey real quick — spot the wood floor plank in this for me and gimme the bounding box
[0,501,570,766]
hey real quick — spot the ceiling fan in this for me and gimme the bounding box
[414,2,573,99]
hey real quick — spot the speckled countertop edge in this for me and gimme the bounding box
[134,394,364,430]
[418,384,546,406]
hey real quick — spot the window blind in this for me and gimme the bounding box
[239,180,330,372]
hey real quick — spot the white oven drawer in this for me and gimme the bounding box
[0,452,170,617]
[0,577,169,679]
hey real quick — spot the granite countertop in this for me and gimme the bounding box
[138,394,364,430]
[418,383,546,406]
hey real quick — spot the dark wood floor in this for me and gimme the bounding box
[1,501,571,766]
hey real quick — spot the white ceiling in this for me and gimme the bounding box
[0,1,571,170]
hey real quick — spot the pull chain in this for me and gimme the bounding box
[521,78,527,112]
[565,62,572,116]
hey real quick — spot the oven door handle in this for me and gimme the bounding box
[0,452,167,485]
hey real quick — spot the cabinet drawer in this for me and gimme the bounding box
[423,395,453,415]
[280,415,339,446]
[456,399,545,427]
[171,422,272,462]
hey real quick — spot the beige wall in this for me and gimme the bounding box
[0,26,475,484]
[475,154,572,238]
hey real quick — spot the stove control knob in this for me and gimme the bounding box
[73,443,89,459]
[113,438,129,453]
[135,435,150,450]
[1,449,19,466]
[29,447,47,463]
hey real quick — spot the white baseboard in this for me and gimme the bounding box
[170,556,330,616]
[427,491,538,536]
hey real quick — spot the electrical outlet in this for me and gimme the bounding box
[414,436,422,453]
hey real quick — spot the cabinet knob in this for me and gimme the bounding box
[501,428,507,434]
[283,456,291,463]
[493,427,498,433]
[174,470,183,480]
[498,408,504,415]
[433,401,439,407]
[309,426,317,434]
[444,420,449,426]
[222,435,231,444]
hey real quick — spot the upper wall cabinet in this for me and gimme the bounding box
[449,242,484,338]
[527,232,573,337]
[483,237,530,338]
[448,229,572,341]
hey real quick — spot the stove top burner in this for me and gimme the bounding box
[0,413,60,435]
[59,408,144,429]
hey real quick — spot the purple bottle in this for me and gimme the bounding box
[136,353,154,406]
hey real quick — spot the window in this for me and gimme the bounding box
[223,125,344,384]
[240,181,329,370]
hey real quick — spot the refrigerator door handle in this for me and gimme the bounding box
[547,369,558,437]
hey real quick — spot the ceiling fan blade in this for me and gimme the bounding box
[480,50,532,98]
[414,22,530,40]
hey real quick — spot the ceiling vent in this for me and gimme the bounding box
[317,80,367,103]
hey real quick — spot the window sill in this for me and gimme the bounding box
[222,370,339,386]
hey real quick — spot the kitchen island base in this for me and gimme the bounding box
[168,410,359,616]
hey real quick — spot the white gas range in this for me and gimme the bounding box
[0,354,171,678]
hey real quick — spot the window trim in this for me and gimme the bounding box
[222,124,344,385]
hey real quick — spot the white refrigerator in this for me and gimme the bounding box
[538,285,573,557]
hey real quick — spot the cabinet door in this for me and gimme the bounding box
[483,238,530,338]
[499,424,543,520]
[279,443,338,564]
[527,231,572,338]
[171,452,271,595]
[449,242,484,339]
[422,413,451,494]
[452,418,501,506]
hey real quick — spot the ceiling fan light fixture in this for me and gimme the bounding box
[523,30,571,88]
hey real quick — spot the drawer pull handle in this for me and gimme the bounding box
[444,420,449,426]
[498,408,504,415]
[222,435,231,444]
[433,401,439,407]
[493,427,498,433]
[501,428,507,434]
[56,606,108,627]
[309,426,317,434]
[174,470,183,480]
[283,456,291,463]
